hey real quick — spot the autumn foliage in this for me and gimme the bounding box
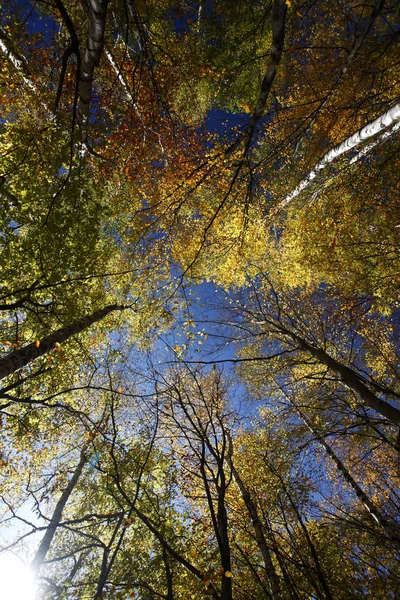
[0,0,399,598]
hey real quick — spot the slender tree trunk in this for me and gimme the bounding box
[31,445,89,572]
[56,550,87,599]
[218,487,232,600]
[294,405,400,545]
[228,0,287,155]
[227,435,281,599]
[94,513,125,599]
[198,444,231,600]
[268,461,334,600]
[305,119,400,207]
[0,29,38,95]
[348,120,400,166]
[0,304,127,382]
[104,45,135,104]
[131,504,220,599]
[0,28,56,120]
[163,548,174,600]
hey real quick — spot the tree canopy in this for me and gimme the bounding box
[1,0,399,598]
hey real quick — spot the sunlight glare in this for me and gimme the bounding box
[0,553,37,600]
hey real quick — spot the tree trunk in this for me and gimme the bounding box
[275,324,400,425]
[218,488,233,600]
[295,405,400,546]
[163,548,174,600]
[131,504,221,599]
[31,444,89,572]
[0,304,127,382]
[267,460,334,600]
[78,0,109,143]
[279,101,400,208]
[228,0,287,155]
[227,438,281,599]
[0,29,42,99]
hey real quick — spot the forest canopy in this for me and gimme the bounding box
[0,0,399,598]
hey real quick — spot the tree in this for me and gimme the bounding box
[0,304,128,382]
[1,0,400,597]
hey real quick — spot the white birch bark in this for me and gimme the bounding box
[278,102,400,209]
[104,45,135,105]
[296,119,400,202]
[349,119,400,165]
[104,44,166,154]
[0,31,48,106]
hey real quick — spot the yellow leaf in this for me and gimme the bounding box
[35,339,40,348]
[225,571,232,578]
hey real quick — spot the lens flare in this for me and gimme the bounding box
[0,553,37,600]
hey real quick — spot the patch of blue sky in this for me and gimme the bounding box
[57,166,68,177]
[204,108,247,143]
[7,219,21,233]
[153,279,260,421]
[0,219,22,238]
[12,0,58,43]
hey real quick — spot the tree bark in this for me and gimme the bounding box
[267,460,334,600]
[0,304,127,382]
[227,434,281,599]
[217,479,232,600]
[228,0,287,155]
[78,0,109,143]
[295,406,400,546]
[273,323,400,425]
[131,504,220,599]
[163,548,174,600]
[0,29,42,99]
[279,102,400,209]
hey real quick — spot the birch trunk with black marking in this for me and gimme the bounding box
[78,0,109,142]
[279,102,400,209]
